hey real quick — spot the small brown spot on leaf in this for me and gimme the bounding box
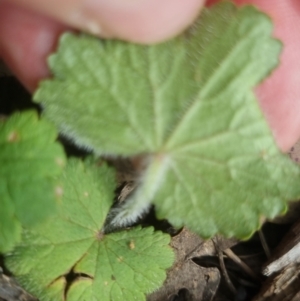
[111,275,116,281]
[117,257,123,263]
[55,157,65,167]
[7,130,19,142]
[96,231,105,241]
[129,240,135,250]
[55,186,64,197]
[260,149,267,160]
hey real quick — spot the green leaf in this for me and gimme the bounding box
[34,2,300,238]
[0,111,66,252]
[5,159,174,301]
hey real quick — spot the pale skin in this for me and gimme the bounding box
[0,0,299,152]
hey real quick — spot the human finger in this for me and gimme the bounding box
[8,0,205,43]
[0,1,68,91]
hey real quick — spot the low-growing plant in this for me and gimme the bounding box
[0,111,66,253]
[1,2,300,300]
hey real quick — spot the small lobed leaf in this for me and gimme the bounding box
[33,2,300,238]
[0,111,66,252]
[5,159,174,301]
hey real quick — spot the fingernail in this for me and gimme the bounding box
[68,9,102,36]
[77,0,205,43]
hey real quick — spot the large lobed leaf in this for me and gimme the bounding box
[34,2,300,238]
[0,111,66,252]
[5,159,174,301]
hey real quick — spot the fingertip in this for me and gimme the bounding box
[0,0,205,93]
[82,0,206,43]
[8,0,206,44]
